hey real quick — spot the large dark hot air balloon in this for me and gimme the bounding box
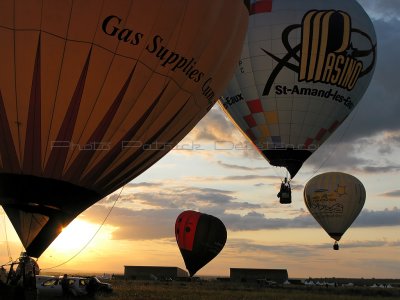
[0,0,248,258]
[220,0,376,179]
[175,210,227,277]
[304,172,366,250]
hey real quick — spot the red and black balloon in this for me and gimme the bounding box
[175,211,227,277]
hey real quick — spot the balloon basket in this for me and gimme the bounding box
[333,241,339,250]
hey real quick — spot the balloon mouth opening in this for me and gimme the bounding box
[0,173,102,258]
[328,233,343,241]
[261,149,312,178]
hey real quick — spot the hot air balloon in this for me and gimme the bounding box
[0,0,248,258]
[175,210,227,277]
[220,0,376,181]
[303,172,366,250]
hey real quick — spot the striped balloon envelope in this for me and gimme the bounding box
[0,0,248,258]
[304,172,366,249]
[175,211,227,276]
[220,0,376,178]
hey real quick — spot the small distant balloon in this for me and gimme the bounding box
[175,211,227,276]
[303,172,366,250]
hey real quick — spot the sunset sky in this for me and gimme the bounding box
[1,0,399,279]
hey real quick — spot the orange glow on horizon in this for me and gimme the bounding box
[48,220,105,253]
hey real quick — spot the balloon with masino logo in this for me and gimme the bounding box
[0,0,248,258]
[303,172,366,250]
[220,0,376,179]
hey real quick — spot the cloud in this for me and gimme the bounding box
[290,183,304,191]
[82,176,400,241]
[301,141,369,174]
[328,240,390,248]
[223,211,315,231]
[83,206,179,240]
[98,194,122,205]
[217,160,268,171]
[360,165,400,173]
[223,175,278,181]
[353,207,400,227]
[358,0,400,21]
[340,18,400,140]
[100,185,261,213]
[374,132,400,155]
[378,144,392,155]
[388,240,400,246]
[184,107,239,142]
[182,174,279,183]
[95,204,398,240]
[302,133,400,176]
[129,188,240,212]
[181,106,264,160]
[225,207,400,231]
[169,106,263,161]
[380,190,400,197]
[226,238,315,258]
[386,132,400,144]
[126,182,163,188]
[226,238,400,259]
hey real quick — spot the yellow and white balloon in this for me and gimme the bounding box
[304,172,366,250]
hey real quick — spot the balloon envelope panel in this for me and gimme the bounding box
[175,211,227,277]
[220,0,376,178]
[0,0,248,257]
[304,172,366,241]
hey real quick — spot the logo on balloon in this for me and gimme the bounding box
[308,202,344,215]
[261,10,376,96]
[311,185,347,202]
[101,15,217,104]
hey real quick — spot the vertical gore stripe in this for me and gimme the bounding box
[44,49,92,177]
[64,66,136,181]
[0,92,20,171]
[24,37,42,174]
[80,83,171,186]
[100,97,192,192]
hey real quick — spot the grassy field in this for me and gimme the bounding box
[71,279,400,300]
